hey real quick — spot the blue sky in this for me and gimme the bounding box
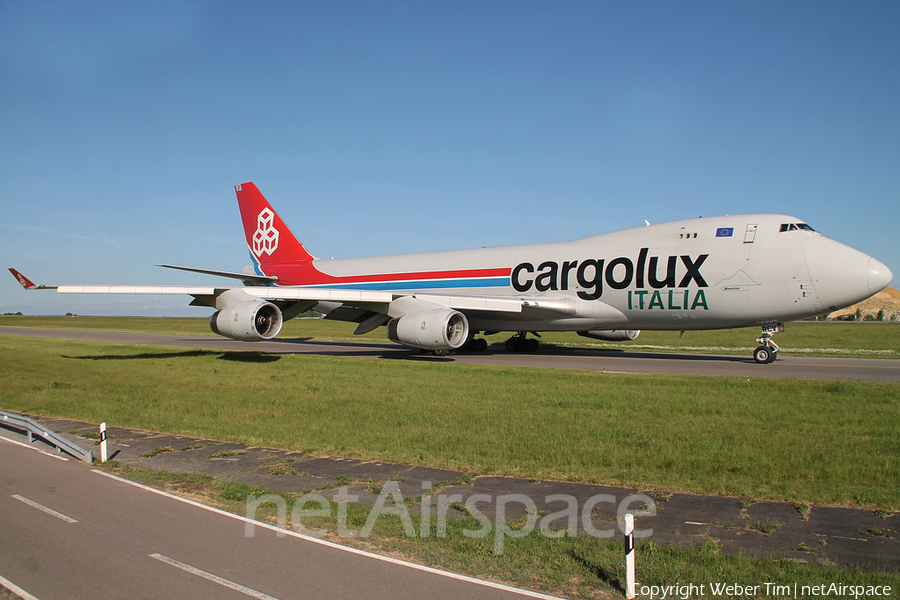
[2,1,897,316]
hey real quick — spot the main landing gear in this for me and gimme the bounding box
[505,332,540,352]
[753,324,783,364]
[461,337,488,352]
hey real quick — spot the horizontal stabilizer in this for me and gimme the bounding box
[156,264,278,284]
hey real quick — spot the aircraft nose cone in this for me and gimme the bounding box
[804,237,889,311]
[867,257,893,295]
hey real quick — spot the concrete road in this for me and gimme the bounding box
[0,438,560,600]
[2,327,899,382]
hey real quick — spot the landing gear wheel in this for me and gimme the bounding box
[753,324,783,364]
[461,337,488,352]
[505,333,539,352]
[432,348,449,357]
[753,346,772,364]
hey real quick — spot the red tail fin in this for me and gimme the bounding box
[9,268,38,289]
[235,182,315,266]
[8,268,57,290]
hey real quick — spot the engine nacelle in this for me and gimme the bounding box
[210,300,283,341]
[386,309,469,350]
[577,329,640,342]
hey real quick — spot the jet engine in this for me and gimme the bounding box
[577,329,640,341]
[387,309,469,350]
[210,299,283,341]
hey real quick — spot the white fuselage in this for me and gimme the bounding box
[297,214,889,333]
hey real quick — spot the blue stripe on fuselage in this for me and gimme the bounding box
[248,251,279,287]
[249,251,264,276]
[304,277,511,291]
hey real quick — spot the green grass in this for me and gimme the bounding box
[0,315,217,335]
[139,445,175,458]
[2,334,898,510]
[294,500,900,599]
[2,314,898,358]
[5,328,897,598]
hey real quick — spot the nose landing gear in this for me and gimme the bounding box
[753,324,783,364]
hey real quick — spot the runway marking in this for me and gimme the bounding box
[0,433,69,461]
[11,494,78,523]
[150,554,280,600]
[94,469,563,599]
[0,574,42,600]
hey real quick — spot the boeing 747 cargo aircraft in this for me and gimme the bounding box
[10,182,893,363]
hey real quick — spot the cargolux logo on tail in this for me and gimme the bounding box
[252,208,279,257]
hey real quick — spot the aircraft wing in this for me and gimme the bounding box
[12,268,583,321]
[50,284,399,311]
[409,293,576,315]
[52,284,565,314]
[43,279,576,317]
[57,285,221,295]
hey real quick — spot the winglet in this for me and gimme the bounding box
[8,268,57,290]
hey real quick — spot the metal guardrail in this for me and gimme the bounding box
[0,411,93,463]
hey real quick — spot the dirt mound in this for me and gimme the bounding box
[828,287,900,320]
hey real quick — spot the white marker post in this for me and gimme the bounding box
[624,513,636,599]
[99,422,108,463]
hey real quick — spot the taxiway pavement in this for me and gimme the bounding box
[1,327,898,382]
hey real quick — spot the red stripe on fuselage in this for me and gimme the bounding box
[262,263,510,287]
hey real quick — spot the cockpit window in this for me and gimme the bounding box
[780,223,816,232]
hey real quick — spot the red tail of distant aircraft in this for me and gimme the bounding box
[8,268,55,290]
[10,182,893,363]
